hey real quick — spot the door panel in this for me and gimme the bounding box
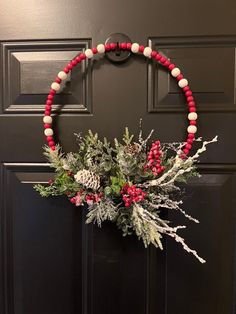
[1,1,236,313]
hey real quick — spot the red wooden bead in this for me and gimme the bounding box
[67,63,73,70]
[75,56,81,63]
[155,54,161,61]
[44,124,51,129]
[177,74,184,81]
[105,44,111,51]
[63,67,70,73]
[190,120,197,125]
[46,100,52,105]
[139,45,144,52]
[186,144,192,150]
[189,107,196,112]
[183,148,189,155]
[187,96,194,102]
[151,51,157,58]
[71,60,77,66]
[126,42,132,50]
[45,110,51,116]
[160,56,166,63]
[51,146,56,151]
[47,95,54,100]
[187,138,193,144]
[92,47,98,54]
[49,89,56,95]
[168,63,175,70]
[188,101,196,107]
[49,141,55,147]
[80,53,86,60]
[185,91,192,97]
[164,60,170,67]
[46,105,51,110]
[47,136,53,141]
[109,43,115,50]
[55,77,61,83]
[120,42,127,49]
[183,86,190,92]
[188,133,195,139]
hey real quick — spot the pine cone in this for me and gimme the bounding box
[74,169,100,190]
[124,143,140,155]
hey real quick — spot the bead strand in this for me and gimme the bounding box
[43,42,198,156]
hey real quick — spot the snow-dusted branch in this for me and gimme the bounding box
[134,204,206,263]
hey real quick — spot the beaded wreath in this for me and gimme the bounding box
[34,42,217,263]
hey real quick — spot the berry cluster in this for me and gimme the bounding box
[69,190,103,207]
[85,192,103,205]
[121,184,146,207]
[144,140,165,176]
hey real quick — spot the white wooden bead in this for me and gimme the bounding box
[131,43,139,53]
[44,128,53,136]
[51,82,60,91]
[43,116,52,124]
[188,112,198,120]
[187,125,197,134]
[143,47,152,57]
[85,49,93,58]
[97,44,105,53]
[171,68,181,77]
[58,71,67,80]
[178,78,188,88]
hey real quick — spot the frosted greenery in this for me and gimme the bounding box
[34,126,217,263]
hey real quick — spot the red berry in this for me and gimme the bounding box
[48,179,53,185]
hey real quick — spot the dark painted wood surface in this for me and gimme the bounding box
[0,1,236,313]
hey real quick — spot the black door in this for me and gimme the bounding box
[0,1,236,313]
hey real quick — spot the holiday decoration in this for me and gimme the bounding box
[34,42,217,263]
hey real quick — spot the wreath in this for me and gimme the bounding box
[34,42,217,263]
